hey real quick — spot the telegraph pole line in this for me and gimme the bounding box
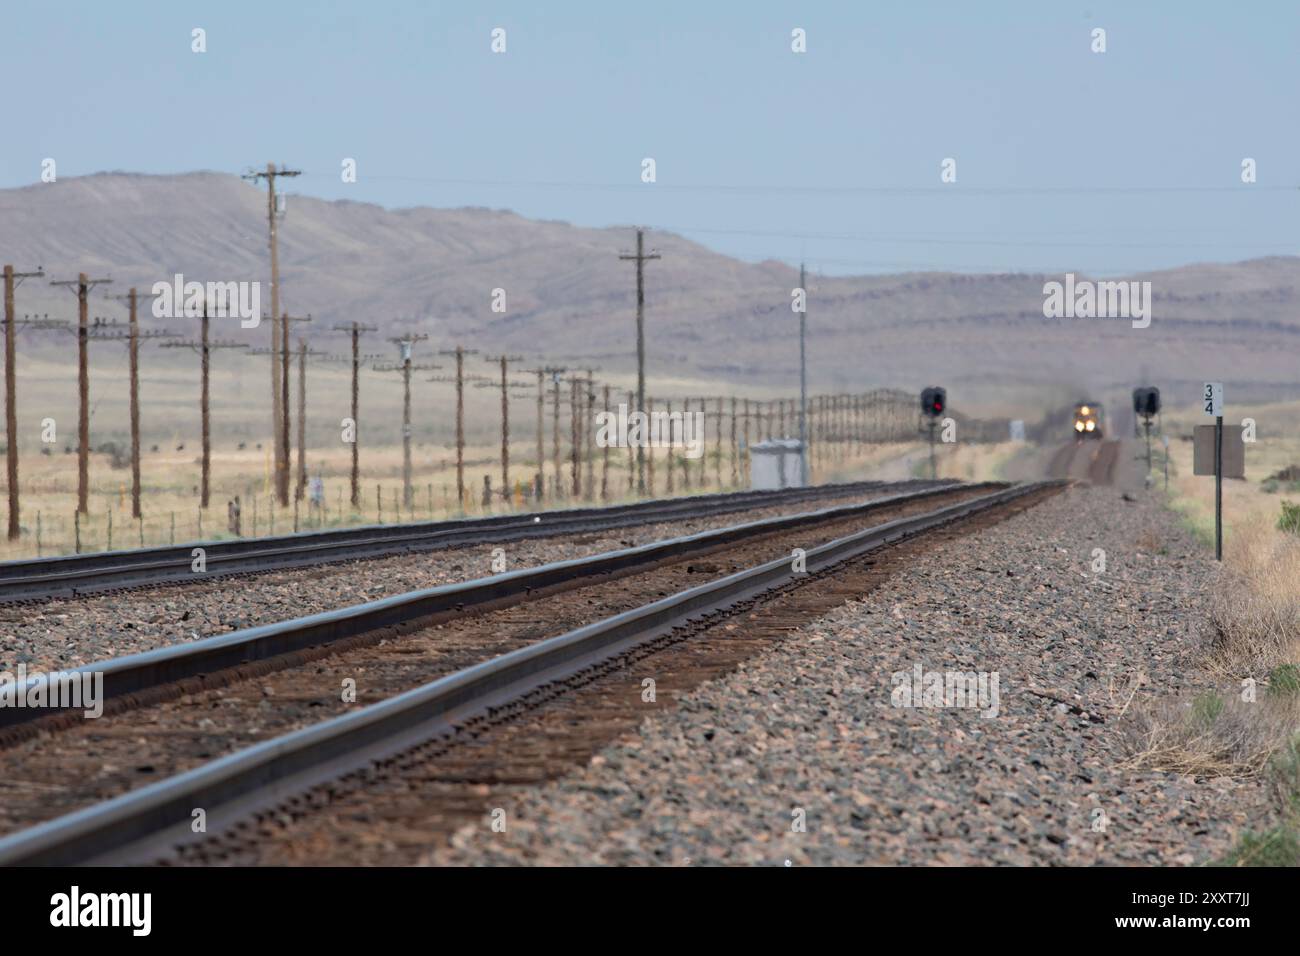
[480,355,524,505]
[374,334,434,509]
[160,300,248,509]
[50,272,112,514]
[329,322,379,509]
[618,228,661,495]
[432,347,484,511]
[243,163,301,502]
[103,290,174,520]
[3,265,54,539]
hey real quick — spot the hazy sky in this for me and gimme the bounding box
[3,0,1297,275]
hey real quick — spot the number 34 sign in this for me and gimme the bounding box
[1203,382,1223,417]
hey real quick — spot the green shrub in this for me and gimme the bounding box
[1190,692,1224,729]
[1215,827,1300,867]
[1268,664,1300,699]
[1278,500,1300,534]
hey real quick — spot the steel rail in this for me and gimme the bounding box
[0,481,985,731]
[0,480,1062,866]
[0,478,952,602]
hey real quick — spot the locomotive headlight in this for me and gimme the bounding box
[1085,421,1096,431]
[1080,406,1090,415]
[1074,421,1085,432]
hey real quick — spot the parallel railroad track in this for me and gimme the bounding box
[0,478,950,604]
[0,479,1064,865]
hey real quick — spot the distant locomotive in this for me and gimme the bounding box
[1072,402,1104,440]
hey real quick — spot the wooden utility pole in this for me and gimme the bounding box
[601,384,612,500]
[295,338,329,500]
[374,334,434,509]
[714,396,723,488]
[102,290,174,520]
[584,372,596,501]
[569,376,581,497]
[664,399,675,495]
[160,301,248,508]
[3,266,54,539]
[577,368,600,501]
[626,389,636,494]
[644,394,655,497]
[243,163,301,503]
[742,398,751,483]
[524,366,563,500]
[549,369,566,500]
[798,263,810,485]
[330,322,378,509]
[275,312,311,504]
[680,397,692,491]
[618,229,661,495]
[432,347,484,511]
[50,272,112,514]
[479,355,524,504]
[729,396,738,487]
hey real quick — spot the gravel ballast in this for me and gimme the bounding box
[0,490,892,673]
[426,485,1267,866]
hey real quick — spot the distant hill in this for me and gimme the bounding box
[3,171,1298,421]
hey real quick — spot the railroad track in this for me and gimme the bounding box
[0,478,950,603]
[0,479,1063,865]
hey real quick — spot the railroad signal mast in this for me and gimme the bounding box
[920,386,947,480]
[1131,386,1162,478]
[3,265,57,540]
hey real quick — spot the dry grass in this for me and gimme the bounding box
[1123,690,1300,778]
[1204,514,1300,677]
[1123,407,1300,839]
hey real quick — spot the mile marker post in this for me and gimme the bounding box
[1204,381,1224,560]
